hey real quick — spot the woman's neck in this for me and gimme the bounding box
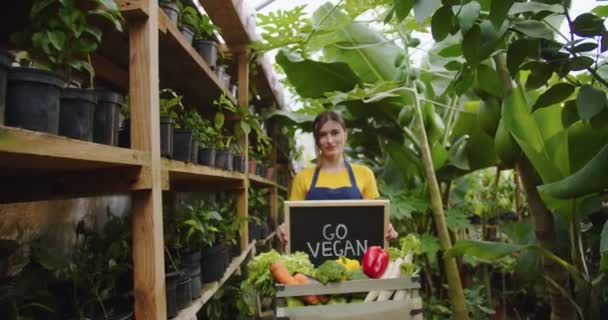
[320,154,345,172]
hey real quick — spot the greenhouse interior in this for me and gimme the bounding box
[0,0,607,319]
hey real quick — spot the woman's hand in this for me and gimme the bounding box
[277,222,288,246]
[385,223,398,240]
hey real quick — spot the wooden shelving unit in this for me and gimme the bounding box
[0,0,290,319]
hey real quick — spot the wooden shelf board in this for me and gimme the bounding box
[256,231,276,247]
[249,174,276,188]
[255,54,285,110]
[157,9,237,109]
[278,185,288,194]
[174,241,256,320]
[198,0,259,46]
[117,0,149,20]
[0,126,149,171]
[163,159,245,190]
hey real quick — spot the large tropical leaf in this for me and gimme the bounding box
[275,50,361,98]
[538,144,608,199]
[313,3,404,83]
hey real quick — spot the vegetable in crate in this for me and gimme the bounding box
[346,269,369,281]
[336,256,360,271]
[243,250,314,297]
[314,260,346,284]
[362,246,389,278]
[326,295,347,305]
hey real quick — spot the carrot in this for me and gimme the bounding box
[293,273,321,305]
[269,261,298,285]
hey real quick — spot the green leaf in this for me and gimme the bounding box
[395,0,415,22]
[463,24,481,65]
[420,233,440,258]
[578,195,603,217]
[572,42,598,53]
[568,56,594,71]
[507,39,538,75]
[601,220,608,255]
[92,0,119,12]
[84,26,102,42]
[576,84,607,121]
[446,208,472,231]
[451,68,474,94]
[444,60,462,71]
[453,2,480,34]
[508,2,563,15]
[47,31,65,51]
[90,9,123,32]
[561,100,579,127]
[476,64,502,97]
[489,0,514,27]
[431,143,449,170]
[276,50,360,99]
[30,0,55,19]
[431,6,453,42]
[592,5,608,18]
[214,112,225,129]
[533,83,575,110]
[438,43,462,57]
[413,0,441,24]
[513,20,554,40]
[69,60,94,76]
[572,13,605,37]
[538,144,608,199]
[448,135,470,170]
[445,239,526,261]
[522,61,553,90]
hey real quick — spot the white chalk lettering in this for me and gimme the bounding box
[357,240,368,256]
[322,224,334,240]
[333,240,344,256]
[336,224,348,240]
[307,242,320,258]
[322,241,332,256]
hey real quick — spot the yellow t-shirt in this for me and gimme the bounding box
[289,163,379,200]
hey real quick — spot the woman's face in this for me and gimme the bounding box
[317,120,347,158]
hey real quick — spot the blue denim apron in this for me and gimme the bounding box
[305,161,363,200]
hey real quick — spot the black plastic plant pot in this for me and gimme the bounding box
[59,88,97,141]
[94,89,123,146]
[248,221,261,242]
[192,39,218,70]
[178,26,195,45]
[98,311,133,320]
[191,140,199,162]
[233,155,241,172]
[200,244,226,283]
[184,264,202,299]
[6,67,64,134]
[175,273,193,311]
[159,0,179,24]
[0,50,13,125]
[229,242,241,259]
[257,164,266,177]
[215,149,233,171]
[118,119,130,148]
[165,271,181,318]
[180,249,201,267]
[173,128,193,162]
[160,116,174,158]
[198,146,216,166]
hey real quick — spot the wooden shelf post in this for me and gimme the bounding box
[129,1,166,319]
[236,49,250,251]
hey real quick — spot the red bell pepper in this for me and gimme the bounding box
[362,246,389,278]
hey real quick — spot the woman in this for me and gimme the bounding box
[278,110,397,244]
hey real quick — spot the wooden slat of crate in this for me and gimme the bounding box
[276,298,423,320]
[276,277,421,297]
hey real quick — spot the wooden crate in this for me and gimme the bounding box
[275,277,423,320]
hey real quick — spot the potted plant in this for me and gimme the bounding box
[185,110,217,166]
[9,0,122,138]
[212,94,238,171]
[171,105,196,163]
[159,0,179,24]
[93,89,124,146]
[176,0,198,44]
[189,11,221,69]
[159,88,185,158]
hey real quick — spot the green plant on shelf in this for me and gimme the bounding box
[175,1,219,41]
[185,110,219,148]
[182,200,224,249]
[159,88,184,121]
[213,94,238,150]
[11,0,123,87]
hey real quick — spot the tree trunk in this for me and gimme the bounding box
[411,86,469,320]
[516,158,576,320]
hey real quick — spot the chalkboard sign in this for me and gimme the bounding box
[285,200,389,266]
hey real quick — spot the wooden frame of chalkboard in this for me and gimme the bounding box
[284,200,389,266]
